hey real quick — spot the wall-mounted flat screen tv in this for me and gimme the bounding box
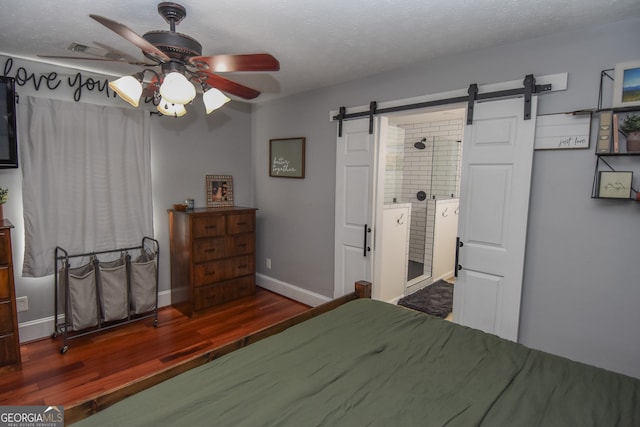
[0,76,18,168]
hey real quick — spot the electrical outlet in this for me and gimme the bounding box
[16,296,28,312]
[266,258,272,269]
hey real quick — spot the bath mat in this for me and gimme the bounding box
[398,280,453,318]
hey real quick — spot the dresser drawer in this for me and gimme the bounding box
[0,267,10,300]
[192,216,225,238]
[192,237,226,263]
[227,213,254,235]
[0,232,10,265]
[226,234,255,257]
[0,302,14,335]
[225,255,255,279]
[0,334,19,366]
[193,259,226,286]
[193,276,255,312]
[193,256,255,287]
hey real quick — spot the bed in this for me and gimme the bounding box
[71,281,639,426]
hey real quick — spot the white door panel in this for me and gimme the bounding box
[464,165,511,247]
[345,167,370,224]
[334,119,376,298]
[461,270,504,332]
[339,246,369,295]
[454,97,537,341]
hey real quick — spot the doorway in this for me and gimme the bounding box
[385,108,465,298]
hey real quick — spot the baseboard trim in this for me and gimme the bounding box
[18,289,172,343]
[256,273,331,307]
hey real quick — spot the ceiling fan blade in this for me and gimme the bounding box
[37,55,151,66]
[89,14,170,63]
[189,54,280,72]
[200,72,260,100]
[92,41,146,63]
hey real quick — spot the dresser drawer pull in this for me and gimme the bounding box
[235,222,247,226]
[205,270,218,276]
[237,264,248,269]
[205,249,217,253]
[204,225,218,230]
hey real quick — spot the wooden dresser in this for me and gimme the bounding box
[0,219,21,368]
[168,207,257,317]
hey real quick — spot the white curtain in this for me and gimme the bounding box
[19,97,153,277]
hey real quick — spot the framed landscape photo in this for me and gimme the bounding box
[597,171,633,199]
[612,60,640,108]
[205,174,233,207]
[269,137,305,178]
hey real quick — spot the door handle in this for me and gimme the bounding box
[455,237,463,277]
[363,224,372,257]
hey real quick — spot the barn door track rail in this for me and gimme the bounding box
[333,74,552,136]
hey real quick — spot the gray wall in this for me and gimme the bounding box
[149,101,253,302]
[253,18,640,378]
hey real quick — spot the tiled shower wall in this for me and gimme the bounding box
[384,126,405,204]
[398,118,463,268]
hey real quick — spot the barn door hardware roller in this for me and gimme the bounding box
[465,74,551,124]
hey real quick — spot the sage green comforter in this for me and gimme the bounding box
[74,299,640,426]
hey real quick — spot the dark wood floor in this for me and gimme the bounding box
[0,287,309,409]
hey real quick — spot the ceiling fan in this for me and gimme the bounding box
[40,2,279,115]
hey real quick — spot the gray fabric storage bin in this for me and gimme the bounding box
[64,261,98,331]
[98,257,128,322]
[130,251,157,314]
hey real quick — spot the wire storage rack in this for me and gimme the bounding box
[52,237,159,354]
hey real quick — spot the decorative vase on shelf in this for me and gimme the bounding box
[0,188,6,218]
[626,131,640,153]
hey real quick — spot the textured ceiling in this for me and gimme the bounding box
[1,0,639,103]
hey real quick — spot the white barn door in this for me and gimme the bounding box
[334,119,377,297]
[453,97,537,341]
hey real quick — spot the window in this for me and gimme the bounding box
[19,97,153,277]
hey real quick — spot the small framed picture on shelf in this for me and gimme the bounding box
[598,171,633,199]
[612,60,640,108]
[205,174,233,207]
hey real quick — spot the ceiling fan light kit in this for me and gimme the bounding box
[46,2,279,118]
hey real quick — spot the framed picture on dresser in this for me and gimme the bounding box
[205,175,233,207]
